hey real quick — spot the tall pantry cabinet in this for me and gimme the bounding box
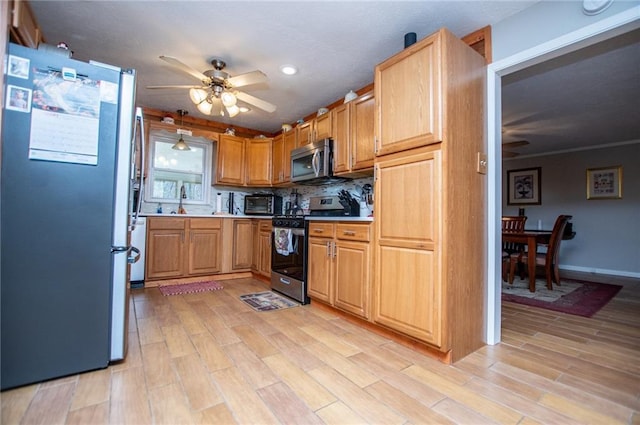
[373,28,486,363]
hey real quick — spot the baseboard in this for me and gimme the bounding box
[560,265,640,279]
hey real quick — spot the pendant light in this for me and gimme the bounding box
[172,109,191,151]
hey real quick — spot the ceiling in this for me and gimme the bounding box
[501,27,640,158]
[28,1,639,156]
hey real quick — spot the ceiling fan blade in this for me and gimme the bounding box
[502,150,520,158]
[226,70,268,88]
[235,91,277,113]
[159,55,210,84]
[502,140,530,148]
[147,85,202,89]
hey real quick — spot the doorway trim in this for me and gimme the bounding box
[484,6,640,345]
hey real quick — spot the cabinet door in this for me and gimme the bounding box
[351,92,375,170]
[188,229,221,275]
[307,236,333,303]
[375,32,442,156]
[146,229,185,279]
[314,113,332,141]
[272,134,284,184]
[258,229,272,277]
[282,130,297,181]
[296,121,312,146]
[216,135,245,186]
[251,220,259,271]
[334,240,370,319]
[232,219,253,270]
[373,149,442,346]
[245,138,272,186]
[332,104,350,174]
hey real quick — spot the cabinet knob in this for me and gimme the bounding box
[343,230,356,236]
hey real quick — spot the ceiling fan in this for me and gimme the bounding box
[147,56,277,118]
[502,140,529,158]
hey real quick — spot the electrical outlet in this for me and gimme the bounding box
[477,152,487,174]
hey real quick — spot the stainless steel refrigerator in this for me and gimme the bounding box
[1,43,142,390]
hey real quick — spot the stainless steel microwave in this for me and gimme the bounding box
[290,138,349,185]
[244,194,282,216]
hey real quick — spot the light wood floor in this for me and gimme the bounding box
[2,271,639,424]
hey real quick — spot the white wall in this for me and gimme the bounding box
[503,142,640,277]
[492,0,640,62]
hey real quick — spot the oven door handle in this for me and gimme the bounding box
[279,277,291,285]
[272,228,305,236]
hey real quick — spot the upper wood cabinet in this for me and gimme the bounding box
[9,0,42,48]
[245,138,272,186]
[272,130,296,185]
[332,91,375,175]
[372,28,486,363]
[215,135,272,187]
[215,134,246,186]
[375,31,442,156]
[297,113,332,146]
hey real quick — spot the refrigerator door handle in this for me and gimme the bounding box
[111,246,129,253]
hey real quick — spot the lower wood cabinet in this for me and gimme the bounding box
[307,221,371,318]
[252,220,272,277]
[146,217,221,280]
[231,219,253,270]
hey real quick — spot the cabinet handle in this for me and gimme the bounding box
[343,230,356,236]
[314,229,324,233]
[374,137,378,154]
[326,241,331,257]
[332,241,336,258]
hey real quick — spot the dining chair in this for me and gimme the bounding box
[501,216,527,281]
[508,214,572,290]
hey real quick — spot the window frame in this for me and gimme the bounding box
[145,131,212,206]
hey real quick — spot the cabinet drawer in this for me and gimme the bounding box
[147,217,186,230]
[308,222,335,238]
[259,220,272,232]
[190,218,222,229]
[336,223,370,242]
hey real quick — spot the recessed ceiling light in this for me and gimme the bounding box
[280,64,298,75]
[239,106,251,113]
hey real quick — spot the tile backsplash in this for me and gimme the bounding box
[140,177,373,216]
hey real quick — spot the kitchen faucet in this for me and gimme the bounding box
[178,185,187,214]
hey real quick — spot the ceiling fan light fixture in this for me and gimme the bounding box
[221,91,237,107]
[189,88,208,104]
[196,100,213,115]
[226,104,240,117]
[280,64,297,75]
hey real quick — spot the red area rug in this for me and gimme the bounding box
[158,281,223,296]
[502,278,622,317]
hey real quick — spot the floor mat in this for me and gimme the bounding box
[502,278,622,317]
[240,291,299,312]
[158,281,223,296]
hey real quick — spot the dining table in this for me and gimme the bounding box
[502,230,553,292]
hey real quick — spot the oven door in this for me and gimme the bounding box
[270,227,308,304]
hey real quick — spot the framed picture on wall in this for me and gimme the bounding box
[587,166,622,199]
[507,167,541,205]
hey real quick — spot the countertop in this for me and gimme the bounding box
[141,213,263,219]
[141,213,374,222]
[305,216,374,222]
